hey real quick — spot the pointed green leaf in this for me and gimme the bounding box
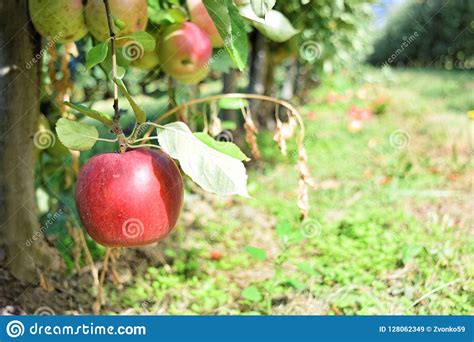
[285,278,305,290]
[126,31,156,51]
[194,132,249,161]
[167,8,187,24]
[157,122,249,197]
[203,0,249,71]
[297,262,317,277]
[221,121,237,130]
[113,78,146,123]
[114,18,126,30]
[245,246,266,260]
[55,118,99,151]
[100,48,128,79]
[86,43,108,69]
[64,102,113,127]
[242,286,262,302]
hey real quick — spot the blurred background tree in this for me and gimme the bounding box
[368,0,474,69]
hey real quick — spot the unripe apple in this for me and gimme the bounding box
[132,32,160,70]
[85,0,148,47]
[132,49,160,70]
[29,0,88,43]
[75,149,183,247]
[158,22,212,84]
[186,0,224,48]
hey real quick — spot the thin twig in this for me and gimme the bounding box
[103,0,126,153]
[93,247,112,314]
[78,229,99,289]
[110,248,122,285]
[409,278,461,308]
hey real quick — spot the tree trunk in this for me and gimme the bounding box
[0,0,55,282]
[281,58,298,101]
[221,70,238,122]
[247,31,267,97]
[256,52,276,129]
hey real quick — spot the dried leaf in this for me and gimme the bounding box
[54,51,74,113]
[297,178,309,220]
[241,106,261,160]
[39,272,55,292]
[209,101,222,137]
[273,115,297,155]
[64,42,79,58]
[110,249,122,285]
[66,221,82,273]
[296,147,314,219]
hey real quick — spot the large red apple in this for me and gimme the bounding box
[158,22,212,84]
[75,149,183,247]
[85,0,148,46]
[187,0,224,48]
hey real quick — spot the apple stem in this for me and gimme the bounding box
[167,77,177,110]
[103,0,126,153]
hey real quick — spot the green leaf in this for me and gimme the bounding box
[113,78,146,124]
[64,102,113,127]
[208,49,235,73]
[297,262,317,277]
[240,7,299,43]
[285,278,305,290]
[217,98,249,110]
[86,43,108,69]
[55,118,99,151]
[148,3,176,25]
[275,220,291,239]
[100,48,128,79]
[203,0,249,71]
[194,132,249,161]
[242,286,262,302]
[114,18,126,30]
[126,31,156,52]
[250,0,275,17]
[221,121,237,131]
[168,8,187,23]
[157,122,249,197]
[245,246,266,260]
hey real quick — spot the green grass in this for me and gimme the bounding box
[103,67,473,315]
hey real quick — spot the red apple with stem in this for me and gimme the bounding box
[158,22,212,84]
[75,149,183,247]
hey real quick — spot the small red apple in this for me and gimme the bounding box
[187,0,224,48]
[158,22,212,84]
[75,149,183,247]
